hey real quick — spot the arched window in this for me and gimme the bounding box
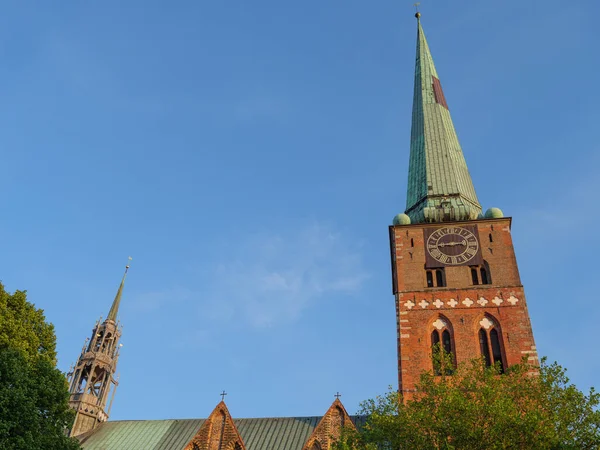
[478,316,505,373]
[426,271,434,287]
[431,317,455,375]
[311,441,322,450]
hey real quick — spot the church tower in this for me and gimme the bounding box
[67,263,130,436]
[389,14,538,396]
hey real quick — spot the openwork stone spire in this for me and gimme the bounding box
[67,262,131,437]
[405,14,482,223]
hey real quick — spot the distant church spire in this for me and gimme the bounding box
[67,262,131,437]
[107,258,131,322]
[404,13,482,223]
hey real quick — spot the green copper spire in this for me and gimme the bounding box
[405,14,482,223]
[107,260,131,323]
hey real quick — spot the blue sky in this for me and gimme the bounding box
[1,0,599,420]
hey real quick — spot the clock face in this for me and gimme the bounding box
[426,226,480,266]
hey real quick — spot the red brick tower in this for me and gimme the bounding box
[389,13,538,397]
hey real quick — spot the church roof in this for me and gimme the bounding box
[405,14,482,223]
[78,419,204,450]
[78,416,367,450]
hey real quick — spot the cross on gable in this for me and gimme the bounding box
[220,390,227,401]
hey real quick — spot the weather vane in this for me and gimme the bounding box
[126,256,132,270]
[414,2,421,19]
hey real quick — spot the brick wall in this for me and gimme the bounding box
[389,218,538,395]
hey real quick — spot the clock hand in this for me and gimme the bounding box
[438,240,467,248]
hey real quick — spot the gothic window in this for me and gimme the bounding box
[478,316,505,373]
[426,268,446,288]
[310,441,322,450]
[431,317,455,375]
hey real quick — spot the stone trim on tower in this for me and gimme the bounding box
[184,401,247,450]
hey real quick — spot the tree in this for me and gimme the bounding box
[334,356,600,450]
[0,283,81,449]
[0,285,57,363]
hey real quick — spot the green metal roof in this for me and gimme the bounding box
[79,419,204,450]
[79,416,367,450]
[405,17,482,223]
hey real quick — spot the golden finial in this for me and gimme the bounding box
[414,2,421,19]
[125,256,132,271]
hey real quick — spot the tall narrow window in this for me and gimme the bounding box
[480,267,489,285]
[490,329,505,373]
[431,330,442,375]
[483,260,492,284]
[431,330,440,347]
[489,233,493,243]
[411,238,414,247]
[471,267,479,285]
[426,271,434,287]
[442,330,452,354]
[479,328,491,366]
[435,269,444,287]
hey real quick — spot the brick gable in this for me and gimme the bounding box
[184,402,246,450]
[302,399,356,450]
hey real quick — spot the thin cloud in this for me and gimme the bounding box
[204,222,369,328]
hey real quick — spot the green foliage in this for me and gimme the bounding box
[0,348,80,449]
[0,284,57,363]
[333,358,600,450]
[0,283,81,449]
